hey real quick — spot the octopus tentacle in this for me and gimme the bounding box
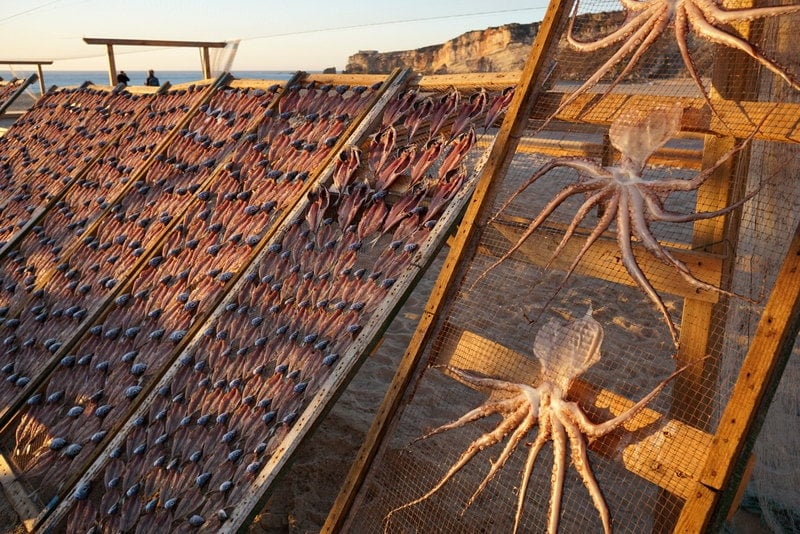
[471,161,609,290]
[414,396,521,443]
[463,409,537,510]
[602,11,673,97]
[641,183,759,224]
[548,417,569,534]
[564,363,692,439]
[686,1,800,90]
[562,417,611,534]
[383,422,510,529]
[523,191,620,327]
[544,11,665,133]
[493,159,610,222]
[566,2,656,53]
[696,0,800,26]
[514,413,552,534]
[546,186,617,273]
[617,0,655,13]
[629,195,756,300]
[617,191,680,344]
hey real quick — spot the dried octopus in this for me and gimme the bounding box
[385,308,692,533]
[474,104,759,345]
[543,0,800,130]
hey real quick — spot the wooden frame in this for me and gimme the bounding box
[325,2,800,533]
[0,61,52,96]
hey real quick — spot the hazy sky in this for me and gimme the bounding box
[0,0,551,72]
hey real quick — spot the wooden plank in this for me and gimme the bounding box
[534,92,799,142]
[412,71,523,92]
[434,327,712,501]
[83,37,227,48]
[305,73,389,86]
[324,0,576,530]
[0,60,53,65]
[104,44,116,86]
[0,453,37,532]
[675,218,800,532]
[487,218,724,303]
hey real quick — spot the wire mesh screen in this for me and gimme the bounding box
[348,0,800,532]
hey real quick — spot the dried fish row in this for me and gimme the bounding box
[0,87,275,412]
[50,84,508,532]
[0,86,282,508]
[0,78,26,110]
[0,89,102,200]
[4,87,206,292]
[0,89,143,247]
[3,81,383,509]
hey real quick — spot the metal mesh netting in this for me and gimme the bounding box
[347,0,800,532]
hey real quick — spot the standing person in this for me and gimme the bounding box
[145,69,160,87]
[116,70,130,85]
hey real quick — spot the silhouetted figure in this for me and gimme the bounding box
[117,71,130,85]
[145,70,160,87]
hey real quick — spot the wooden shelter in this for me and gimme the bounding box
[0,60,52,95]
[82,37,228,84]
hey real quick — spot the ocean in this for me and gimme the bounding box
[0,70,298,90]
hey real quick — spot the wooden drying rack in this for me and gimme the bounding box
[325,0,800,531]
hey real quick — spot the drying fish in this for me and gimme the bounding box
[427,88,460,141]
[374,145,415,193]
[368,126,397,181]
[438,127,476,181]
[450,89,487,139]
[331,146,362,194]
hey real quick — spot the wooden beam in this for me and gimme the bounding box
[535,92,798,142]
[35,64,44,95]
[83,37,226,48]
[0,60,53,64]
[0,60,52,96]
[83,37,227,85]
[324,0,575,531]
[0,453,38,532]
[486,218,725,303]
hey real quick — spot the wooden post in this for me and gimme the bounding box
[105,44,117,85]
[201,46,212,78]
[657,0,763,530]
[322,1,573,530]
[35,64,45,95]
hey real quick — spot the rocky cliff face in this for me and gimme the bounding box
[346,23,536,75]
[345,12,713,80]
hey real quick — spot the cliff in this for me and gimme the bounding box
[345,12,713,80]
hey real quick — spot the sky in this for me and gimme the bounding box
[0,0,553,73]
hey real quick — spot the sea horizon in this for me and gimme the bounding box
[0,69,305,89]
